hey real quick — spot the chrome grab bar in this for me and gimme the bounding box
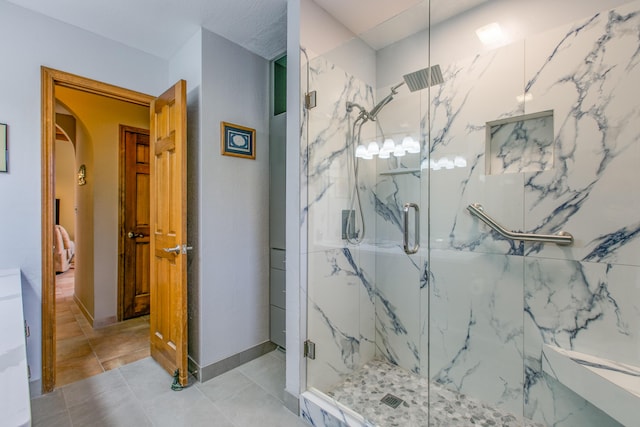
[403,203,420,254]
[467,203,573,246]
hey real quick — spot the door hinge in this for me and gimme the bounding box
[304,340,316,360]
[24,320,30,338]
[305,91,317,110]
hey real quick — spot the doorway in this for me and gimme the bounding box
[41,67,155,392]
[51,93,151,387]
[119,125,151,320]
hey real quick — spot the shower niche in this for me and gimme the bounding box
[486,109,554,175]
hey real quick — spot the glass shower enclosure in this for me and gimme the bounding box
[299,0,640,425]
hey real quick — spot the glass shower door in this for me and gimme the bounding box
[427,1,640,426]
[300,2,430,424]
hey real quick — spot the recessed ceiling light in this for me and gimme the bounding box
[476,22,505,47]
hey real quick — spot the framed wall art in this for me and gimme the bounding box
[221,121,256,160]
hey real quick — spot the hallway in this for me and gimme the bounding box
[55,268,149,387]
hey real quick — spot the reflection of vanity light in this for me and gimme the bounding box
[454,156,467,167]
[367,141,380,155]
[407,145,420,154]
[516,93,534,103]
[378,151,390,159]
[401,136,415,149]
[422,156,468,170]
[476,22,505,47]
[393,145,406,157]
[402,136,420,154]
[381,138,395,155]
[355,145,368,158]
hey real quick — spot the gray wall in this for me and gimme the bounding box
[0,1,271,390]
[198,29,271,369]
[0,1,168,386]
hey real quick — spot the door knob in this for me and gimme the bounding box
[163,244,193,255]
[128,231,144,239]
[163,245,181,254]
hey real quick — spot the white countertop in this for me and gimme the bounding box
[0,269,31,427]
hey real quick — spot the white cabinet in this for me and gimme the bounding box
[270,249,286,348]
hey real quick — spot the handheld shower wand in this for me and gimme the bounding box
[343,64,443,245]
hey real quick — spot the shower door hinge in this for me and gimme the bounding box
[305,91,317,110]
[304,340,316,359]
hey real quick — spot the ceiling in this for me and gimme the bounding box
[5,0,487,60]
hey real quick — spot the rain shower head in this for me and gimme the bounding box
[403,64,444,92]
[349,64,444,122]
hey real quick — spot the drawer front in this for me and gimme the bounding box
[270,305,286,349]
[270,248,286,270]
[270,268,286,309]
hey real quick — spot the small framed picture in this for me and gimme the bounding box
[221,121,256,160]
[0,123,7,173]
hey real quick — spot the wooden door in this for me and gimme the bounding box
[122,126,151,319]
[149,80,188,385]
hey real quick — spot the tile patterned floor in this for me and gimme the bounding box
[31,350,306,427]
[327,359,543,427]
[55,268,150,387]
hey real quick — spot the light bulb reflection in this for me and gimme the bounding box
[393,145,406,157]
[381,138,395,154]
[367,141,380,155]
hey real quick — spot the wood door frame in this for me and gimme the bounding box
[118,125,151,322]
[41,67,154,393]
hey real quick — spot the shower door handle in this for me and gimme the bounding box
[403,203,420,255]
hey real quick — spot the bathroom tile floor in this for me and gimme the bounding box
[55,267,150,387]
[31,349,306,427]
[327,359,544,427]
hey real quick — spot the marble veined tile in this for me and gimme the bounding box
[524,258,640,368]
[307,248,376,392]
[427,42,527,256]
[374,249,423,374]
[372,172,421,247]
[487,112,554,175]
[304,55,376,252]
[428,250,525,416]
[522,2,640,265]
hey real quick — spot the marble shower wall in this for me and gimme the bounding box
[372,86,427,376]
[523,4,640,424]
[426,1,640,425]
[302,2,639,426]
[303,53,379,393]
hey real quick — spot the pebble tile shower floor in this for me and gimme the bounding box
[327,359,543,427]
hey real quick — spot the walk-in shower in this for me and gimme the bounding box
[344,65,443,245]
[300,0,640,426]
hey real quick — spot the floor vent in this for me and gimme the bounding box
[380,393,404,409]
